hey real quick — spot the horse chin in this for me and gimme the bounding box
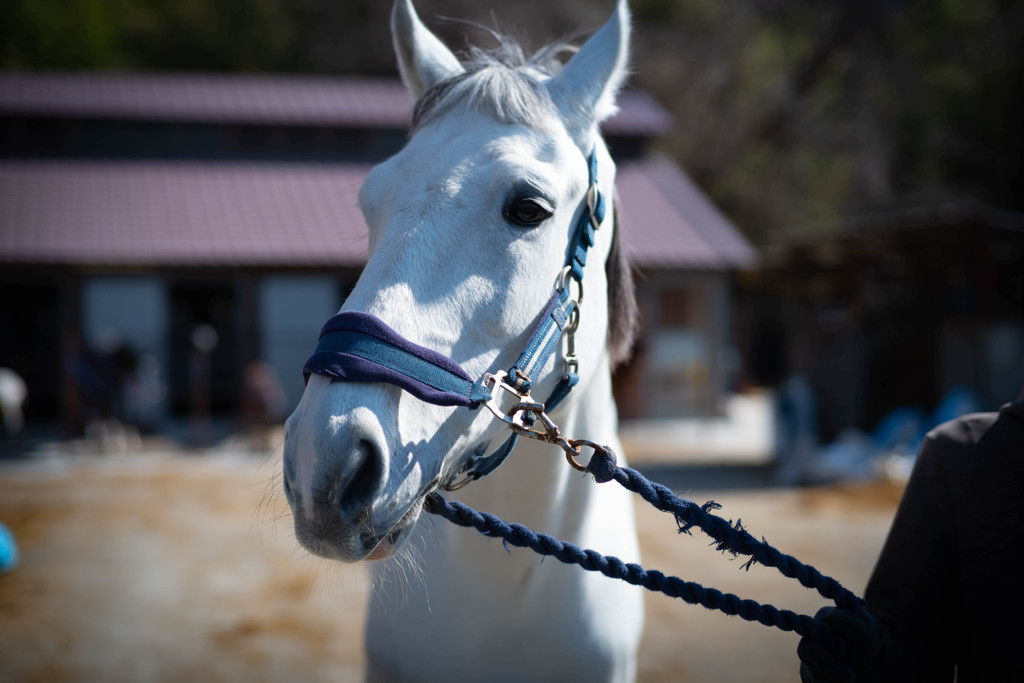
[291,490,426,563]
[363,502,423,561]
[366,532,400,561]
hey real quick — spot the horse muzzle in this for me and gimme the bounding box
[282,398,427,562]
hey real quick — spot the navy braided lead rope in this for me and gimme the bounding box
[424,445,863,652]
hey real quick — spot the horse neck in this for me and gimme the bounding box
[455,354,621,535]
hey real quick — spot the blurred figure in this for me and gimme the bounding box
[124,353,166,434]
[798,384,1024,682]
[774,373,819,485]
[188,324,219,448]
[0,367,27,435]
[79,330,142,453]
[241,361,286,452]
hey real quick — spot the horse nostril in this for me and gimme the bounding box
[336,438,386,515]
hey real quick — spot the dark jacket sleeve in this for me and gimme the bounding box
[864,401,1024,683]
[800,399,1024,682]
[863,427,964,682]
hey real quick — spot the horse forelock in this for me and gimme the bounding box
[411,35,572,133]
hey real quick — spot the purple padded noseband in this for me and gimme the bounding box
[303,311,491,408]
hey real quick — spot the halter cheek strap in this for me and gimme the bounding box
[565,150,606,283]
[302,146,604,486]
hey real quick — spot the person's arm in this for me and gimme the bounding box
[862,431,962,680]
[799,433,962,682]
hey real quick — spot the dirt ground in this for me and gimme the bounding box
[0,443,904,682]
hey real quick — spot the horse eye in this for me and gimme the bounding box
[505,198,553,228]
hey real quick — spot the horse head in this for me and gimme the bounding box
[283,0,635,563]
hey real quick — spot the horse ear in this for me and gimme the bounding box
[391,0,465,101]
[547,0,631,147]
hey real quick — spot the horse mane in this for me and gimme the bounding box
[606,199,639,368]
[411,34,640,368]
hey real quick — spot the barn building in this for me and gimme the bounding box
[0,71,756,438]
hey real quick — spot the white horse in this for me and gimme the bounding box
[283,1,644,680]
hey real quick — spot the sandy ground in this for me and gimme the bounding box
[0,442,903,682]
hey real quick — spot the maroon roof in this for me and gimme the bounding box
[0,160,370,267]
[0,71,671,136]
[0,158,754,269]
[0,72,412,129]
[618,157,757,268]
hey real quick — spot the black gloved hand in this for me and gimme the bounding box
[798,606,885,683]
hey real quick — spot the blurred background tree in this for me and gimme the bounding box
[3,0,1021,243]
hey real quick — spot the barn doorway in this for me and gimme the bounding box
[0,275,61,425]
[168,280,239,418]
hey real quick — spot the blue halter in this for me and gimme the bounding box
[303,147,606,487]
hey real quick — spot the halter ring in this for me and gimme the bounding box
[555,265,584,307]
[564,439,608,472]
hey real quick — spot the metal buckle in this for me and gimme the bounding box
[481,371,573,447]
[478,373,607,476]
[482,371,522,421]
[586,183,602,232]
[482,372,547,434]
